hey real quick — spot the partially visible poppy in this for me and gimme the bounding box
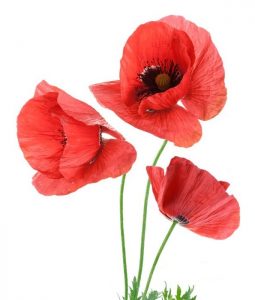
[17,81,136,195]
[147,157,239,239]
[90,16,226,147]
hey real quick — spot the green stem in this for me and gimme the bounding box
[142,221,177,300]
[136,139,168,293]
[120,174,128,300]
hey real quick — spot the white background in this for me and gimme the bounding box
[0,0,254,299]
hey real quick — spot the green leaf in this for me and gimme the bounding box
[132,283,196,300]
[176,286,182,300]
[146,290,161,300]
[182,286,195,300]
[161,283,174,300]
[159,284,196,300]
[129,277,141,300]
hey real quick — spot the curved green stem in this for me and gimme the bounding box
[120,174,128,300]
[142,221,177,300]
[136,139,168,293]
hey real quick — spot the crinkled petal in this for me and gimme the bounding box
[17,94,63,178]
[34,80,59,97]
[90,82,201,147]
[33,139,136,196]
[90,80,122,110]
[137,71,191,114]
[161,16,227,120]
[157,157,240,239]
[81,139,137,184]
[59,115,101,180]
[36,80,123,139]
[219,181,230,190]
[120,21,195,107]
[188,195,240,239]
[33,172,85,196]
[146,166,165,200]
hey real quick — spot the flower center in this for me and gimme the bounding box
[155,73,171,91]
[175,214,189,225]
[58,129,67,146]
[137,61,183,99]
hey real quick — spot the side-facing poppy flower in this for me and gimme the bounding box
[90,16,226,147]
[17,81,136,196]
[147,157,239,239]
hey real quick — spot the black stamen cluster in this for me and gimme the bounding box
[137,60,183,99]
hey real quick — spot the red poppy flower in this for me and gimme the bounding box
[90,16,226,147]
[17,81,136,196]
[147,157,239,239]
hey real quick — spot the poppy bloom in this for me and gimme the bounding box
[90,16,226,147]
[147,157,239,239]
[17,81,136,196]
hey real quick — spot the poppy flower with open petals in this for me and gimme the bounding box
[17,81,136,196]
[147,157,239,239]
[90,16,226,147]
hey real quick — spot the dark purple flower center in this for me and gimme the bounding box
[59,129,67,146]
[175,214,189,225]
[137,61,183,99]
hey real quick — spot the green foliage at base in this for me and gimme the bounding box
[129,277,141,300]
[161,284,196,300]
[127,278,196,300]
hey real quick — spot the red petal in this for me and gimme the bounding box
[36,81,123,139]
[17,94,63,178]
[59,115,101,180]
[137,70,191,114]
[81,139,137,184]
[120,21,194,107]
[90,80,122,110]
[90,82,201,147]
[219,181,230,190]
[57,89,109,127]
[34,80,59,97]
[142,106,202,147]
[33,139,136,196]
[161,16,227,120]
[188,195,240,239]
[146,166,165,200]
[101,126,123,140]
[33,172,85,196]
[155,157,239,239]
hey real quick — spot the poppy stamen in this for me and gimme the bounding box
[88,126,104,165]
[137,60,183,99]
[61,137,67,145]
[175,214,189,225]
[58,129,67,146]
[99,126,103,145]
